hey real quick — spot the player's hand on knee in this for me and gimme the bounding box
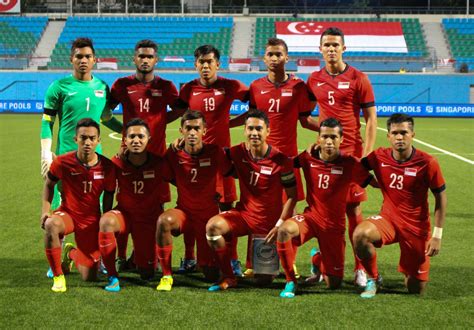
[40,213,50,229]
[425,237,441,257]
[264,227,279,244]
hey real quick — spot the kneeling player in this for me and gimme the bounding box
[155,110,232,291]
[41,118,115,292]
[206,109,297,291]
[98,118,167,292]
[277,118,374,298]
[354,114,447,298]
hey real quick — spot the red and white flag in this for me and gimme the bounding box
[296,59,320,73]
[96,58,118,70]
[276,22,408,53]
[229,58,252,72]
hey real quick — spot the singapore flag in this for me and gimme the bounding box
[276,22,408,53]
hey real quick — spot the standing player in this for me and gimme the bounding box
[156,110,232,291]
[205,109,297,291]
[276,118,374,298]
[109,39,182,268]
[307,27,378,286]
[41,118,115,292]
[98,118,167,292]
[176,45,248,274]
[354,114,447,298]
[233,38,319,277]
[41,37,121,207]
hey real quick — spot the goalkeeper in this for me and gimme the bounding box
[41,37,122,209]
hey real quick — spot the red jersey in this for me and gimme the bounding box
[48,152,116,225]
[229,143,296,231]
[307,65,375,157]
[112,154,167,218]
[295,150,372,231]
[363,147,446,237]
[163,144,232,215]
[110,75,179,156]
[178,77,248,147]
[249,75,312,156]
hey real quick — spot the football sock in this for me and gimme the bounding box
[360,252,379,279]
[228,236,238,260]
[157,245,173,276]
[70,247,95,269]
[45,247,63,277]
[311,249,322,268]
[99,232,118,277]
[277,240,296,282]
[115,232,128,260]
[183,231,196,260]
[348,212,365,271]
[245,236,253,269]
[214,246,234,280]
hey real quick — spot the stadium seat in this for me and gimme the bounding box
[48,16,233,70]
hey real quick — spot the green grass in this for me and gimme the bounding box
[0,115,473,328]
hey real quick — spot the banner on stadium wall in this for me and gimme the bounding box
[0,0,20,13]
[276,22,408,53]
[1,101,473,118]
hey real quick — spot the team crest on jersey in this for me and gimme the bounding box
[260,166,273,175]
[281,89,293,97]
[93,171,104,179]
[404,168,417,177]
[151,89,162,97]
[214,88,225,96]
[143,170,155,179]
[94,90,105,97]
[199,158,211,167]
[331,166,343,175]
[337,82,350,89]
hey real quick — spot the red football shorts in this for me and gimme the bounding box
[169,208,218,267]
[219,209,273,238]
[110,209,163,270]
[288,212,346,278]
[53,209,100,268]
[366,215,430,281]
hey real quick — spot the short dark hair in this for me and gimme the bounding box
[265,37,288,53]
[245,109,269,127]
[386,113,414,131]
[75,117,100,135]
[320,27,345,45]
[194,45,220,61]
[135,39,158,53]
[181,109,206,127]
[320,117,343,136]
[71,37,95,56]
[125,118,150,135]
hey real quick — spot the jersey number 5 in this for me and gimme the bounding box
[328,91,335,105]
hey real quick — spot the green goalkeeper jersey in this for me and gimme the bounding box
[43,75,110,155]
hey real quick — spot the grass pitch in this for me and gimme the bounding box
[0,115,473,328]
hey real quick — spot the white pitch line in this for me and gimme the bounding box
[373,126,474,165]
